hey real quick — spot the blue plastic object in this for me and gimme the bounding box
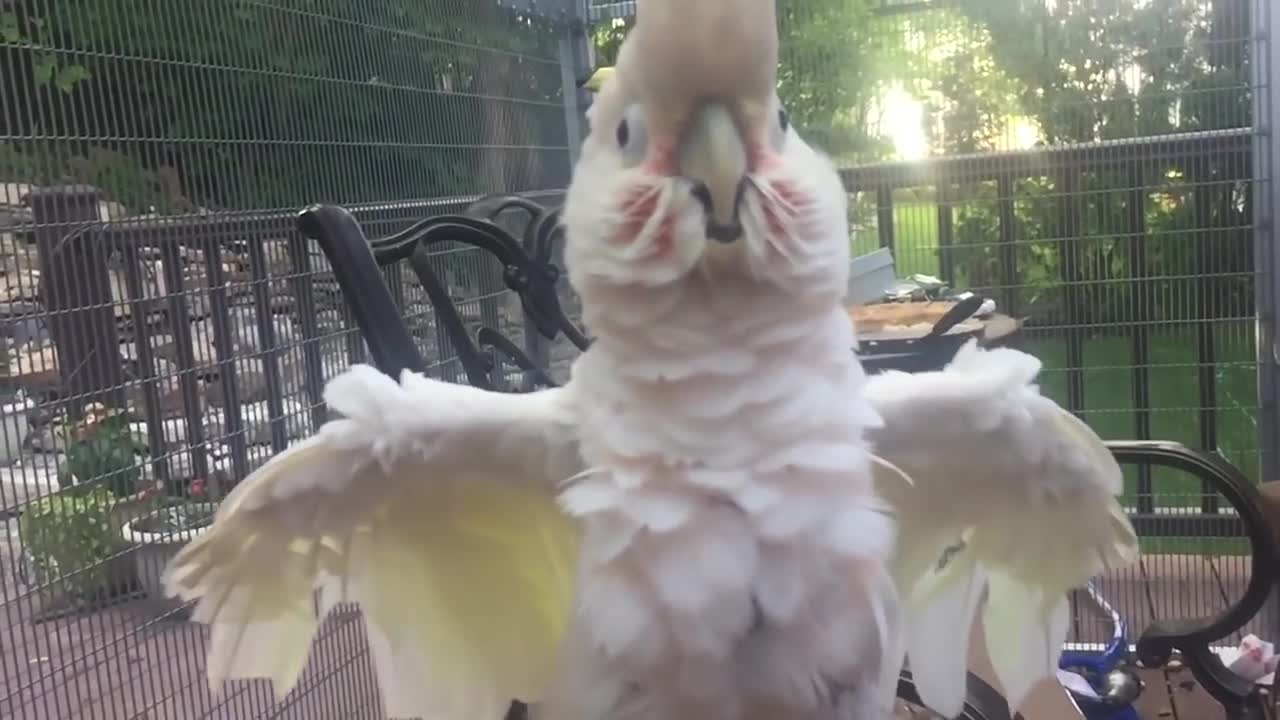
[1058,583,1142,720]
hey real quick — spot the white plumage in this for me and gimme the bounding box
[163,5,1138,719]
[165,369,584,718]
[865,343,1137,716]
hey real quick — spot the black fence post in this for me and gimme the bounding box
[26,185,126,418]
[287,232,328,432]
[203,234,249,483]
[1126,160,1154,515]
[996,174,1019,316]
[876,184,896,252]
[1193,158,1220,515]
[246,238,289,453]
[119,239,170,486]
[159,240,210,482]
[1056,170,1087,419]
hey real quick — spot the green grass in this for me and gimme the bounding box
[853,190,942,279]
[1027,332,1258,556]
[865,195,1262,556]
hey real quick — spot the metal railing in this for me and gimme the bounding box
[840,129,1263,517]
[0,187,567,719]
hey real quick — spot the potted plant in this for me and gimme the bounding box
[18,403,152,615]
[18,486,136,615]
[119,476,218,618]
[56,402,153,513]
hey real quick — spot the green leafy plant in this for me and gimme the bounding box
[56,404,148,498]
[19,486,130,601]
[1,12,92,94]
[132,475,217,534]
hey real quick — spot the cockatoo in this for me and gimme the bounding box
[163,4,1138,720]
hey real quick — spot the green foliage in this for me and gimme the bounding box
[591,16,630,64]
[3,0,1256,330]
[3,0,568,210]
[776,0,897,158]
[19,487,129,600]
[591,1,904,160]
[952,0,1251,141]
[0,142,190,213]
[1,11,93,94]
[56,406,148,499]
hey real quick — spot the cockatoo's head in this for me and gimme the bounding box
[563,37,851,309]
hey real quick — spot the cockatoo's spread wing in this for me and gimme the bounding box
[863,340,1139,717]
[163,365,583,720]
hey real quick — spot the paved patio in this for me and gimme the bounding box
[0,537,1266,719]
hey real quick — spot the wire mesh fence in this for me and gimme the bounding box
[796,0,1271,654]
[770,0,1273,654]
[0,1,578,718]
[0,0,1274,717]
[597,0,1276,667]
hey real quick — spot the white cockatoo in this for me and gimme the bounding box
[163,4,1138,720]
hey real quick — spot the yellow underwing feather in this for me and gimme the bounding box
[864,341,1139,718]
[163,369,584,720]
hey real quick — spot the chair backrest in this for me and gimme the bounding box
[1105,440,1280,718]
[296,196,589,391]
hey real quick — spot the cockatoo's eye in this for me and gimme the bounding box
[616,105,647,166]
[770,104,790,151]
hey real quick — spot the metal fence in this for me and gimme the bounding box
[0,0,1275,718]
[762,0,1276,655]
[822,0,1276,657]
[0,1,586,718]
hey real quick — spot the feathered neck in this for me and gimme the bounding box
[582,260,851,361]
[568,266,872,468]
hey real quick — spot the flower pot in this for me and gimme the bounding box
[19,487,144,618]
[120,501,218,618]
[108,489,154,530]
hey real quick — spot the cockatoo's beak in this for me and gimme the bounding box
[678,103,748,244]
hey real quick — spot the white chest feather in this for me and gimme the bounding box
[553,277,897,717]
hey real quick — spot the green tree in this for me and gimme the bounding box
[592,0,906,161]
[2,0,570,211]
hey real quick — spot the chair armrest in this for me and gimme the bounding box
[296,205,429,378]
[1106,440,1280,716]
